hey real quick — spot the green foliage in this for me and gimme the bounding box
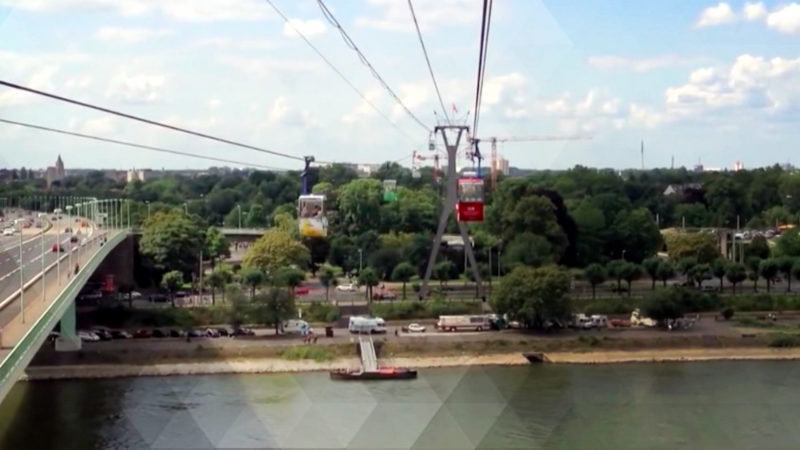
[337,178,383,234]
[640,289,686,325]
[656,261,676,286]
[721,307,734,320]
[252,288,296,333]
[759,258,780,292]
[303,302,340,323]
[140,211,204,276]
[608,208,662,263]
[501,232,554,269]
[768,334,800,348]
[391,262,416,300]
[492,265,572,329]
[747,235,771,260]
[242,229,310,275]
[369,300,481,320]
[274,267,306,291]
[725,262,747,293]
[775,230,800,257]
[204,226,230,264]
[663,231,719,263]
[357,267,380,299]
[433,260,457,286]
[239,266,266,298]
[280,346,335,362]
[318,264,338,301]
[583,263,606,299]
[160,270,183,307]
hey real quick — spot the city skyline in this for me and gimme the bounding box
[1,1,799,171]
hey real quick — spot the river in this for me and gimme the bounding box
[0,361,796,449]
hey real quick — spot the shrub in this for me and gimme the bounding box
[304,302,340,323]
[721,307,734,320]
[280,346,334,361]
[768,334,799,348]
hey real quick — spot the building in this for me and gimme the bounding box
[126,168,164,183]
[663,183,703,197]
[45,155,66,188]
[733,161,744,171]
[494,156,509,175]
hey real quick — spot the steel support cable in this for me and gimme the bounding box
[0,118,290,171]
[0,80,304,162]
[472,0,493,139]
[316,0,432,133]
[407,0,450,124]
[263,0,415,143]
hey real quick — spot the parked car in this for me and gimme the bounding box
[205,328,220,338]
[78,330,100,342]
[216,327,232,337]
[111,330,132,339]
[152,329,168,338]
[129,291,142,299]
[294,286,310,296]
[169,329,185,338]
[69,235,78,243]
[336,283,358,292]
[134,329,153,339]
[91,328,113,341]
[187,329,204,338]
[610,319,631,328]
[232,327,255,336]
[149,294,168,303]
[403,323,426,333]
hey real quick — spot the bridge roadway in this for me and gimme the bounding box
[0,214,124,405]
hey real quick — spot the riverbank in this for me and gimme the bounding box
[22,347,800,381]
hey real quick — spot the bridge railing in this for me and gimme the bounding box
[0,230,128,404]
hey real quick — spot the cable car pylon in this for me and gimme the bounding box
[419,125,484,301]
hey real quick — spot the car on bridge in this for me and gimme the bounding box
[336,283,358,292]
[372,290,397,301]
[69,236,78,243]
[51,244,65,252]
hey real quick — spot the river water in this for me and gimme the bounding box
[0,361,797,449]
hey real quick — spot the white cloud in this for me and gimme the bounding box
[194,37,275,51]
[0,65,58,106]
[341,89,384,124]
[79,117,117,135]
[694,2,800,34]
[105,73,166,103]
[217,55,320,76]
[766,3,800,34]
[696,2,737,27]
[355,0,481,32]
[94,26,172,43]
[162,115,219,129]
[208,99,222,109]
[587,55,707,72]
[0,0,271,22]
[744,2,767,21]
[282,19,327,38]
[267,96,317,129]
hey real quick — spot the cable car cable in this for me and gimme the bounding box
[407,0,450,124]
[0,117,291,171]
[0,80,304,162]
[471,0,493,139]
[263,0,416,143]
[316,0,432,133]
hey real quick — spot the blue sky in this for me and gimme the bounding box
[0,0,799,171]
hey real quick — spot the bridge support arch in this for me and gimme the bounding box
[54,301,80,351]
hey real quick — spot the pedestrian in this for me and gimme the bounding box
[394,328,398,336]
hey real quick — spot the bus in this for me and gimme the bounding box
[437,315,493,332]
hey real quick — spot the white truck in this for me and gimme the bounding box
[282,319,311,334]
[631,309,657,327]
[348,316,387,334]
[436,315,492,332]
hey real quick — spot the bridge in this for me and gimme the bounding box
[0,208,128,405]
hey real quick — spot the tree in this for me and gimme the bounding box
[776,256,795,292]
[678,257,698,287]
[357,267,379,301]
[583,263,606,299]
[434,260,456,287]
[689,263,711,289]
[747,257,762,292]
[337,179,383,234]
[775,230,800,257]
[608,208,662,263]
[640,288,686,326]
[239,266,266,299]
[725,263,747,295]
[318,264,338,302]
[656,261,676,287]
[391,262,416,300]
[642,257,662,290]
[501,233,555,269]
[792,260,800,293]
[619,262,642,297]
[207,266,233,304]
[160,270,183,308]
[572,201,608,266]
[492,265,572,329]
[242,229,310,276]
[303,237,330,276]
[274,267,306,297]
[663,231,719,264]
[606,259,626,292]
[747,235,771,260]
[759,258,780,293]
[673,203,711,227]
[140,211,204,276]
[204,226,230,268]
[711,259,728,292]
[252,288,296,335]
[368,247,403,280]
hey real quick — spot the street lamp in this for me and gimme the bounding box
[66,205,73,278]
[54,208,62,285]
[237,204,242,229]
[14,219,24,323]
[358,249,363,273]
[183,202,188,215]
[38,213,46,304]
[146,201,151,220]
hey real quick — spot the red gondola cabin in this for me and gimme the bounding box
[456,176,484,222]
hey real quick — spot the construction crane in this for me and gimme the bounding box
[411,149,442,182]
[471,135,592,189]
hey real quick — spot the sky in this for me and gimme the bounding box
[0,0,799,172]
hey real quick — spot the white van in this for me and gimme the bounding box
[282,319,310,334]
[590,315,608,328]
[348,316,387,334]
